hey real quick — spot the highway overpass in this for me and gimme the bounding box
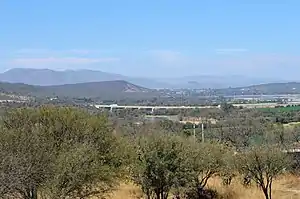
[93,104,218,112]
[92,102,300,112]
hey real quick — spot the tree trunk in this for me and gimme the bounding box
[268,181,272,199]
[146,188,151,199]
[262,187,270,199]
[163,192,168,199]
[32,186,37,199]
[23,186,38,199]
[155,189,160,199]
[197,183,203,199]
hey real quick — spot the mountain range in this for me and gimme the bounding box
[0,68,289,89]
[0,80,153,99]
[0,75,300,100]
[215,82,300,96]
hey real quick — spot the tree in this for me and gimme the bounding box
[220,103,234,113]
[263,124,288,146]
[183,141,229,198]
[0,106,127,199]
[236,146,290,199]
[219,149,237,186]
[44,143,123,199]
[285,125,300,143]
[158,120,183,134]
[131,133,188,199]
[0,127,52,199]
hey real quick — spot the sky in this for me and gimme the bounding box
[1,0,300,79]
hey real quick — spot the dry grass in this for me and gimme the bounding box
[109,183,143,199]
[110,175,300,199]
[207,175,300,199]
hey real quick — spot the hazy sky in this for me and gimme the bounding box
[1,0,300,79]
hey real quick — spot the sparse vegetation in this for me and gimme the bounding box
[0,102,300,199]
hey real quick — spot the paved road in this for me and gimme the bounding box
[94,104,217,110]
[93,102,300,110]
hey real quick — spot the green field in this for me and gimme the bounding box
[283,122,300,128]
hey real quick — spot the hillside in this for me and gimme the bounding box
[0,68,170,89]
[1,81,300,101]
[215,82,300,95]
[159,75,285,89]
[0,80,154,99]
[0,68,287,89]
[44,80,152,98]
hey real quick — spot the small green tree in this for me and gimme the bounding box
[131,133,188,199]
[236,146,290,199]
[220,103,234,113]
[44,143,122,199]
[184,141,229,198]
[219,149,237,186]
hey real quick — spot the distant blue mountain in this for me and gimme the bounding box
[0,68,289,89]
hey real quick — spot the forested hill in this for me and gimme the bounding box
[0,80,154,99]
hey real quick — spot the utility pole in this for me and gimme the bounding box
[193,122,196,141]
[201,123,204,143]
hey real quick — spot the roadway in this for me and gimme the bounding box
[93,102,300,110]
[93,104,217,110]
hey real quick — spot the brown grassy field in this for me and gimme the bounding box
[110,175,300,199]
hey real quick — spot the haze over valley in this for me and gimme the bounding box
[0,68,291,89]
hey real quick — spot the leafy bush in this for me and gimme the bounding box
[131,133,188,199]
[0,106,127,199]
